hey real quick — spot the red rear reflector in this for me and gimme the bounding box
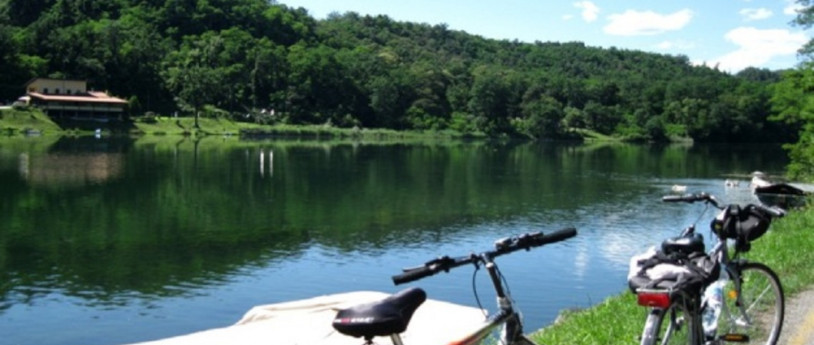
[637,291,671,308]
[720,334,749,342]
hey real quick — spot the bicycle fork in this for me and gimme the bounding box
[484,260,532,345]
[714,266,755,343]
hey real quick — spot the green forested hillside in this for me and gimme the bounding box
[0,0,798,142]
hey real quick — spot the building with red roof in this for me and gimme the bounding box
[18,78,128,122]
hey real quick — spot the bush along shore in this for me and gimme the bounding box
[0,107,494,140]
[530,205,814,345]
[1,108,603,142]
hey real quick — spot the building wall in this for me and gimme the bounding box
[27,79,87,95]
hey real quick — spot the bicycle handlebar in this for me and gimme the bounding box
[392,227,577,285]
[662,192,785,218]
[662,192,721,208]
[755,204,786,218]
[392,265,438,285]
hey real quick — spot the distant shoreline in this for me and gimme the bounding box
[1,108,606,142]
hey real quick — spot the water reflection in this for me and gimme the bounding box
[19,152,124,186]
[258,150,273,177]
[0,137,790,345]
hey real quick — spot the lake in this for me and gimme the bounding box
[0,136,789,345]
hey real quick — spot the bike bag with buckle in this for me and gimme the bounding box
[627,243,718,293]
[711,204,771,252]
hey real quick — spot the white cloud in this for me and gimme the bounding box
[573,1,600,23]
[739,8,773,21]
[710,27,808,72]
[655,40,696,51]
[604,9,693,36]
[562,14,575,21]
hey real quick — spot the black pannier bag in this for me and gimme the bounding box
[737,205,771,241]
[711,204,771,252]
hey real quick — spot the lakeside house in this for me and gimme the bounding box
[15,78,128,122]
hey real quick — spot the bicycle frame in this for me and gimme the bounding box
[334,229,578,345]
[707,225,757,333]
[447,261,534,345]
[390,260,534,345]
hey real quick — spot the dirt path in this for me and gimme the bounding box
[780,289,814,345]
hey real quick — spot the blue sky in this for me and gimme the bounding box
[278,0,811,73]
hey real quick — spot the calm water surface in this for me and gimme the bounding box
[0,136,788,345]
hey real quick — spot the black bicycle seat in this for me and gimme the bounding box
[661,233,705,256]
[332,287,427,339]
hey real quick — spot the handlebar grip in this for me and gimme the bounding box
[539,227,577,245]
[392,267,434,285]
[755,204,786,218]
[662,195,690,202]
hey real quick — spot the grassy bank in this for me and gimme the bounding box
[530,206,814,344]
[0,108,617,142]
[0,107,62,134]
[0,108,490,140]
[132,116,490,140]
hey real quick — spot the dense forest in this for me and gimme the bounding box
[0,0,805,142]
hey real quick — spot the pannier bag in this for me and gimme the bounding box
[627,245,718,293]
[710,204,771,252]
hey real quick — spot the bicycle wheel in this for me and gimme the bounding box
[719,262,784,345]
[640,301,696,345]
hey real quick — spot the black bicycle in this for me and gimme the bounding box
[332,228,578,345]
[630,192,785,345]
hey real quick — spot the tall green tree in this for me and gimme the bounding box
[467,66,520,135]
[771,0,814,179]
[793,0,814,58]
[516,93,564,139]
[161,31,238,127]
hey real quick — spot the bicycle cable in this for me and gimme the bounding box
[471,263,489,318]
[497,265,513,300]
[692,202,710,230]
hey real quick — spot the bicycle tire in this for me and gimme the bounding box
[719,262,784,345]
[640,301,695,345]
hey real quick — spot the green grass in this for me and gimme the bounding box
[133,116,485,140]
[530,206,814,345]
[0,109,488,140]
[0,107,62,134]
[571,128,615,142]
[530,293,645,344]
[238,123,488,140]
[130,116,261,135]
[740,206,814,295]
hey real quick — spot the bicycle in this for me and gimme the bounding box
[629,192,785,345]
[331,228,578,345]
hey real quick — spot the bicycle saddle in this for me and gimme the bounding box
[661,232,704,256]
[332,287,427,339]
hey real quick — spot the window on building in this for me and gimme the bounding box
[43,88,49,94]
[55,88,60,94]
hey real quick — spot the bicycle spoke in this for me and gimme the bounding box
[721,263,784,345]
[744,284,772,316]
